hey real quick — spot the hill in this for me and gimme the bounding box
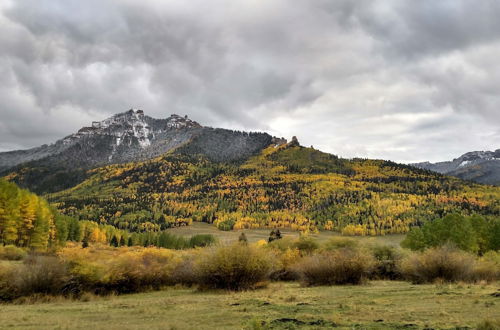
[46,143,500,235]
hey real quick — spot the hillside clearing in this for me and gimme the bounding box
[166,221,406,245]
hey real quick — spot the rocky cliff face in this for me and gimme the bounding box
[0,109,274,193]
[412,149,500,186]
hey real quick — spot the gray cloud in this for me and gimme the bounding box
[0,0,499,162]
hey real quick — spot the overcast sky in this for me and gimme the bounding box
[1,0,499,163]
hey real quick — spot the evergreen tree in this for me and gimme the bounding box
[82,235,89,248]
[127,237,134,247]
[119,236,126,246]
[275,229,282,240]
[110,235,119,247]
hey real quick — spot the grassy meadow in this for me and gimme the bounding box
[1,218,499,330]
[166,222,406,246]
[0,281,498,329]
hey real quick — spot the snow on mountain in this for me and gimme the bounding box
[411,149,500,186]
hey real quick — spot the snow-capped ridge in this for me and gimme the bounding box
[412,148,500,186]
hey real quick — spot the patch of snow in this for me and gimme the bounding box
[459,160,471,167]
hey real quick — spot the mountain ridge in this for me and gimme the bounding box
[411,149,500,186]
[0,109,276,193]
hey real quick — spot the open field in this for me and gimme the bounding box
[0,281,498,330]
[166,222,406,246]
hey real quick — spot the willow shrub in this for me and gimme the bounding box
[370,245,403,280]
[400,245,476,283]
[195,243,276,291]
[62,247,182,294]
[0,255,70,301]
[295,248,375,286]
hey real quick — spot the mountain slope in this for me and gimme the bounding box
[47,143,500,235]
[412,150,500,186]
[0,109,273,193]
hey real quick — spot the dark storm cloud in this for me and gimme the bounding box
[0,0,499,162]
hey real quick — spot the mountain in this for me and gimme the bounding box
[2,109,500,236]
[0,109,273,193]
[412,149,500,186]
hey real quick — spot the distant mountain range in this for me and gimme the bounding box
[412,150,500,186]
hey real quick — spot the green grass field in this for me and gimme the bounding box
[166,222,406,246]
[1,281,498,329]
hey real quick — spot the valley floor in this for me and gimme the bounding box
[0,281,498,330]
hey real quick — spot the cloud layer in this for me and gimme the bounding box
[1,0,499,162]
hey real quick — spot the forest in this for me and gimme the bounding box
[32,143,500,236]
[0,180,214,250]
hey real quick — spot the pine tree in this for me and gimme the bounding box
[127,237,133,247]
[110,235,119,247]
[268,230,276,242]
[82,235,89,248]
[119,236,126,246]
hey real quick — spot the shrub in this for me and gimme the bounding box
[189,234,216,248]
[400,245,475,283]
[323,237,359,251]
[104,248,180,293]
[170,253,200,286]
[371,245,403,280]
[60,246,181,294]
[270,248,301,281]
[195,244,275,291]
[267,237,296,252]
[293,236,319,255]
[0,245,27,260]
[295,248,374,286]
[0,255,70,301]
[472,251,500,282]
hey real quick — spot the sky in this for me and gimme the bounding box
[1,0,499,163]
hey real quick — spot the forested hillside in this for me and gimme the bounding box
[46,143,500,235]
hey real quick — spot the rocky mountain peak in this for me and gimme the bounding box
[0,109,274,188]
[64,110,202,150]
[165,114,201,129]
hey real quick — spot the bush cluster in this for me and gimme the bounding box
[196,243,276,290]
[294,248,375,286]
[399,245,497,283]
[1,238,498,302]
[0,255,69,300]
